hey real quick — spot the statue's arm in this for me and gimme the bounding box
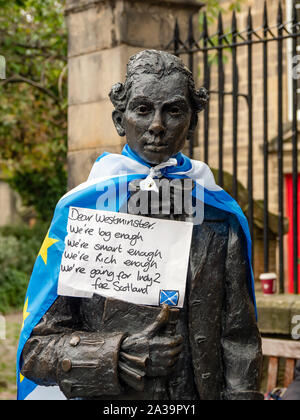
[221,216,263,401]
[21,296,125,399]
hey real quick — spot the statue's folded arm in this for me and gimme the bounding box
[21,296,126,399]
[221,215,263,400]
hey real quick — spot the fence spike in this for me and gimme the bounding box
[174,18,179,39]
[187,14,195,46]
[218,11,224,36]
[247,7,253,32]
[174,18,180,55]
[232,10,237,34]
[263,1,269,32]
[203,11,208,39]
[277,1,283,26]
[292,0,297,25]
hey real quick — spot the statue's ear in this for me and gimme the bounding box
[112,110,126,137]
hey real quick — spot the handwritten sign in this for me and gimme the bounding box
[57,207,193,308]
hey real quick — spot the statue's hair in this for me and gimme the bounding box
[109,50,209,120]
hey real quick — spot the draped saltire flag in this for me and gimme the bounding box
[16,144,256,400]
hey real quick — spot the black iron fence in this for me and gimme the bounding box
[166,1,300,294]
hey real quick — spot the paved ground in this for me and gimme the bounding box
[0,311,22,400]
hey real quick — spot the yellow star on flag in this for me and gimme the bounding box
[22,298,30,329]
[20,373,24,383]
[38,231,59,265]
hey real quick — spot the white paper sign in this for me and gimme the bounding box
[58,207,193,308]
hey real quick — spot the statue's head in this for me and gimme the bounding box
[109,50,208,165]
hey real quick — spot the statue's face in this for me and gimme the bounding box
[122,72,193,165]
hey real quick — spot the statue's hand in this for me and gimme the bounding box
[119,305,183,390]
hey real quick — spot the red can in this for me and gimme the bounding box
[259,273,277,295]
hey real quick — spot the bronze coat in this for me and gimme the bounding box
[21,204,263,400]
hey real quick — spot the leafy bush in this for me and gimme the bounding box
[7,164,67,222]
[0,269,28,314]
[0,222,49,313]
[0,0,68,221]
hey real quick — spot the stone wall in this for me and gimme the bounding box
[257,293,300,337]
[65,0,203,189]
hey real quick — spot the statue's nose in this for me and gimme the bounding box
[149,111,165,137]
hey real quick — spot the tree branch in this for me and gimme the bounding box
[0,74,60,104]
[12,49,67,62]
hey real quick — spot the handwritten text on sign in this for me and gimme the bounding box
[57,207,193,307]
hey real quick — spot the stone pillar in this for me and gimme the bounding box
[65,0,203,189]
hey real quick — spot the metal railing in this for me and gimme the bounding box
[165,1,300,294]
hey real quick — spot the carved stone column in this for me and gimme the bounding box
[65,0,203,188]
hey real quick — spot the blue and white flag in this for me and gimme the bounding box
[16,144,256,400]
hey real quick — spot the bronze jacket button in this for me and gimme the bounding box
[62,359,72,373]
[69,335,81,347]
[195,334,207,344]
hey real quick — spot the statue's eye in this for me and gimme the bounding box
[169,106,181,115]
[136,105,150,115]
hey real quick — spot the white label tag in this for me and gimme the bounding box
[57,207,193,308]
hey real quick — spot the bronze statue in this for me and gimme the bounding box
[21,50,263,400]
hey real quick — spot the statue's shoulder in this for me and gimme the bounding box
[199,203,231,238]
[202,203,246,244]
[203,203,230,223]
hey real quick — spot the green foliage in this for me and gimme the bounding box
[8,159,67,222]
[200,0,245,27]
[0,269,28,314]
[0,0,67,221]
[199,0,246,67]
[0,222,49,313]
